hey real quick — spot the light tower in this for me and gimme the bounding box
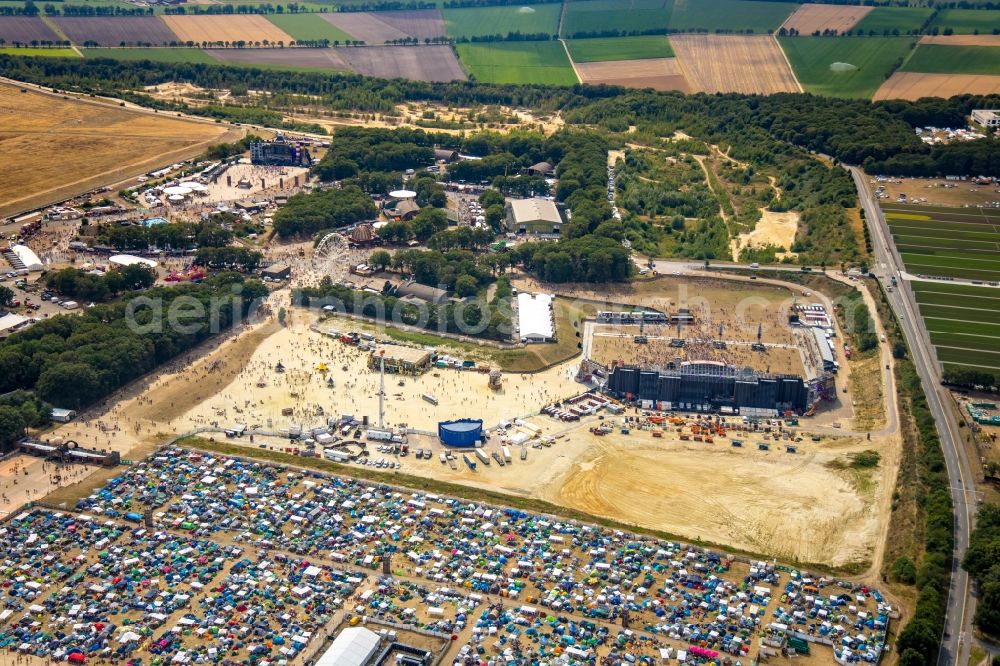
[378,349,386,430]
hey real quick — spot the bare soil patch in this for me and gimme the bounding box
[161,14,292,45]
[782,4,872,35]
[669,34,800,94]
[576,57,690,92]
[53,16,178,46]
[873,71,1000,100]
[337,44,466,81]
[321,12,409,43]
[206,47,351,70]
[731,208,800,260]
[919,34,1000,46]
[0,17,59,43]
[375,9,447,40]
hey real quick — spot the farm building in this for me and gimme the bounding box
[606,361,812,416]
[507,198,563,234]
[261,264,291,281]
[368,345,432,375]
[972,109,1000,128]
[517,292,555,343]
[438,418,484,448]
[9,244,43,272]
[315,627,381,666]
[250,133,311,167]
[394,281,448,304]
[110,254,158,269]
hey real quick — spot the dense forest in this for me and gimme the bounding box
[963,503,1000,638]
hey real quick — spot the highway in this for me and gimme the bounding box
[849,166,980,666]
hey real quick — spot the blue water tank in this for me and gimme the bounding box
[438,419,483,447]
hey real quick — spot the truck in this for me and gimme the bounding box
[474,448,490,465]
[463,454,477,470]
[502,446,512,463]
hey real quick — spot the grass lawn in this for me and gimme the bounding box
[0,47,79,57]
[902,44,1000,75]
[852,7,933,35]
[266,13,353,43]
[668,0,792,33]
[779,36,914,98]
[566,35,674,62]
[443,4,561,39]
[82,47,217,63]
[562,0,672,37]
[456,41,578,85]
[930,8,1000,34]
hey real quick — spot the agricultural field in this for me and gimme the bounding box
[561,0,672,37]
[266,12,354,43]
[930,8,1000,35]
[920,34,1000,46]
[873,71,1000,100]
[371,9,447,40]
[52,16,179,47]
[884,204,1000,282]
[206,46,351,71]
[911,281,1000,375]
[781,4,872,36]
[669,34,800,94]
[83,47,218,63]
[851,7,932,35]
[443,4,560,39]
[321,11,410,42]
[0,17,60,44]
[0,47,78,57]
[0,80,233,218]
[456,41,578,85]
[576,57,688,91]
[902,44,1000,75]
[668,0,793,33]
[566,35,673,62]
[161,14,293,45]
[779,36,915,98]
[338,44,465,81]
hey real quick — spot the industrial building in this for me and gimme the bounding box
[250,133,311,167]
[438,418,484,448]
[972,109,1000,128]
[606,361,813,416]
[507,198,563,234]
[368,345,432,375]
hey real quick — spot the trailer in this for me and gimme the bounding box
[492,451,505,467]
[421,393,439,406]
[502,446,512,463]
[439,452,447,464]
[463,454,476,470]
[474,448,490,465]
[520,447,527,461]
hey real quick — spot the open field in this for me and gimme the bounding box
[0,16,59,44]
[884,203,1000,281]
[321,11,409,42]
[266,12,354,43]
[876,177,1000,208]
[873,71,1000,100]
[779,36,915,98]
[566,35,673,62]
[562,0,672,36]
[0,80,233,218]
[206,47,351,71]
[669,34,800,94]
[852,7,933,35]
[52,16,177,46]
[456,41,577,85]
[576,56,688,91]
[160,14,293,45]
[0,47,78,57]
[668,0,793,33]
[338,44,465,81]
[902,44,1000,75]
[912,281,1000,373]
[930,8,1000,35]
[443,4,559,39]
[83,47,218,63]
[781,4,872,35]
[920,34,1000,47]
[371,9,447,40]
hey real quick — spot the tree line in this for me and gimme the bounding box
[44,264,156,303]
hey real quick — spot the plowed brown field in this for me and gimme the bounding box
[670,34,801,94]
[161,15,292,45]
[576,57,689,91]
[782,4,871,35]
[919,34,1000,46]
[873,71,1000,100]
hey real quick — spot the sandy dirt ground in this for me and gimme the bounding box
[878,176,1000,207]
[919,34,1000,46]
[781,4,872,35]
[669,34,801,94]
[576,57,690,92]
[731,209,801,261]
[160,14,293,45]
[874,72,1000,101]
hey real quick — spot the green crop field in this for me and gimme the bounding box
[852,7,933,35]
[82,47,218,63]
[456,41,578,85]
[668,0,792,33]
[912,281,1000,373]
[562,0,672,37]
[902,44,1000,75]
[779,36,914,98]
[0,47,79,57]
[566,35,673,62]
[444,4,561,39]
[885,203,1000,280]
[267,13,353,43]
[930,8,1000,35]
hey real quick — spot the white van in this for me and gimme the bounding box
[750,262,760,269]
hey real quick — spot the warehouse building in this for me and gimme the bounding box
[507,198,563,235]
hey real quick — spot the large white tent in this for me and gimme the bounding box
[11,245,43,272]
[517,292,554,343]
[110,254,158,269]
[314,627,380,666]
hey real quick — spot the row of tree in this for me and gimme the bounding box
[96,220,233,252]
[272,185,377,237]
[43,264,157,303]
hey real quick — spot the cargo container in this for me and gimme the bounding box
[463,454,476,470]
[474,448,490,465]
[501,446,512,463]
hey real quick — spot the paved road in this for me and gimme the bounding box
[849,167,980,666]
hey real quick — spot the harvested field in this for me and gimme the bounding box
[374,9,446,40]
[669,34,800,94]
[0,17,59,44]
[873,72,1000,100]
[206,47,351,70]
[576,57,689,92]
[781,4,872,35]
[53,16,177,46]
[160,14,292,46]
[337,44,465,81]
[0,81,232,218]
[321,12,408,43]
[920,34,1000,47]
